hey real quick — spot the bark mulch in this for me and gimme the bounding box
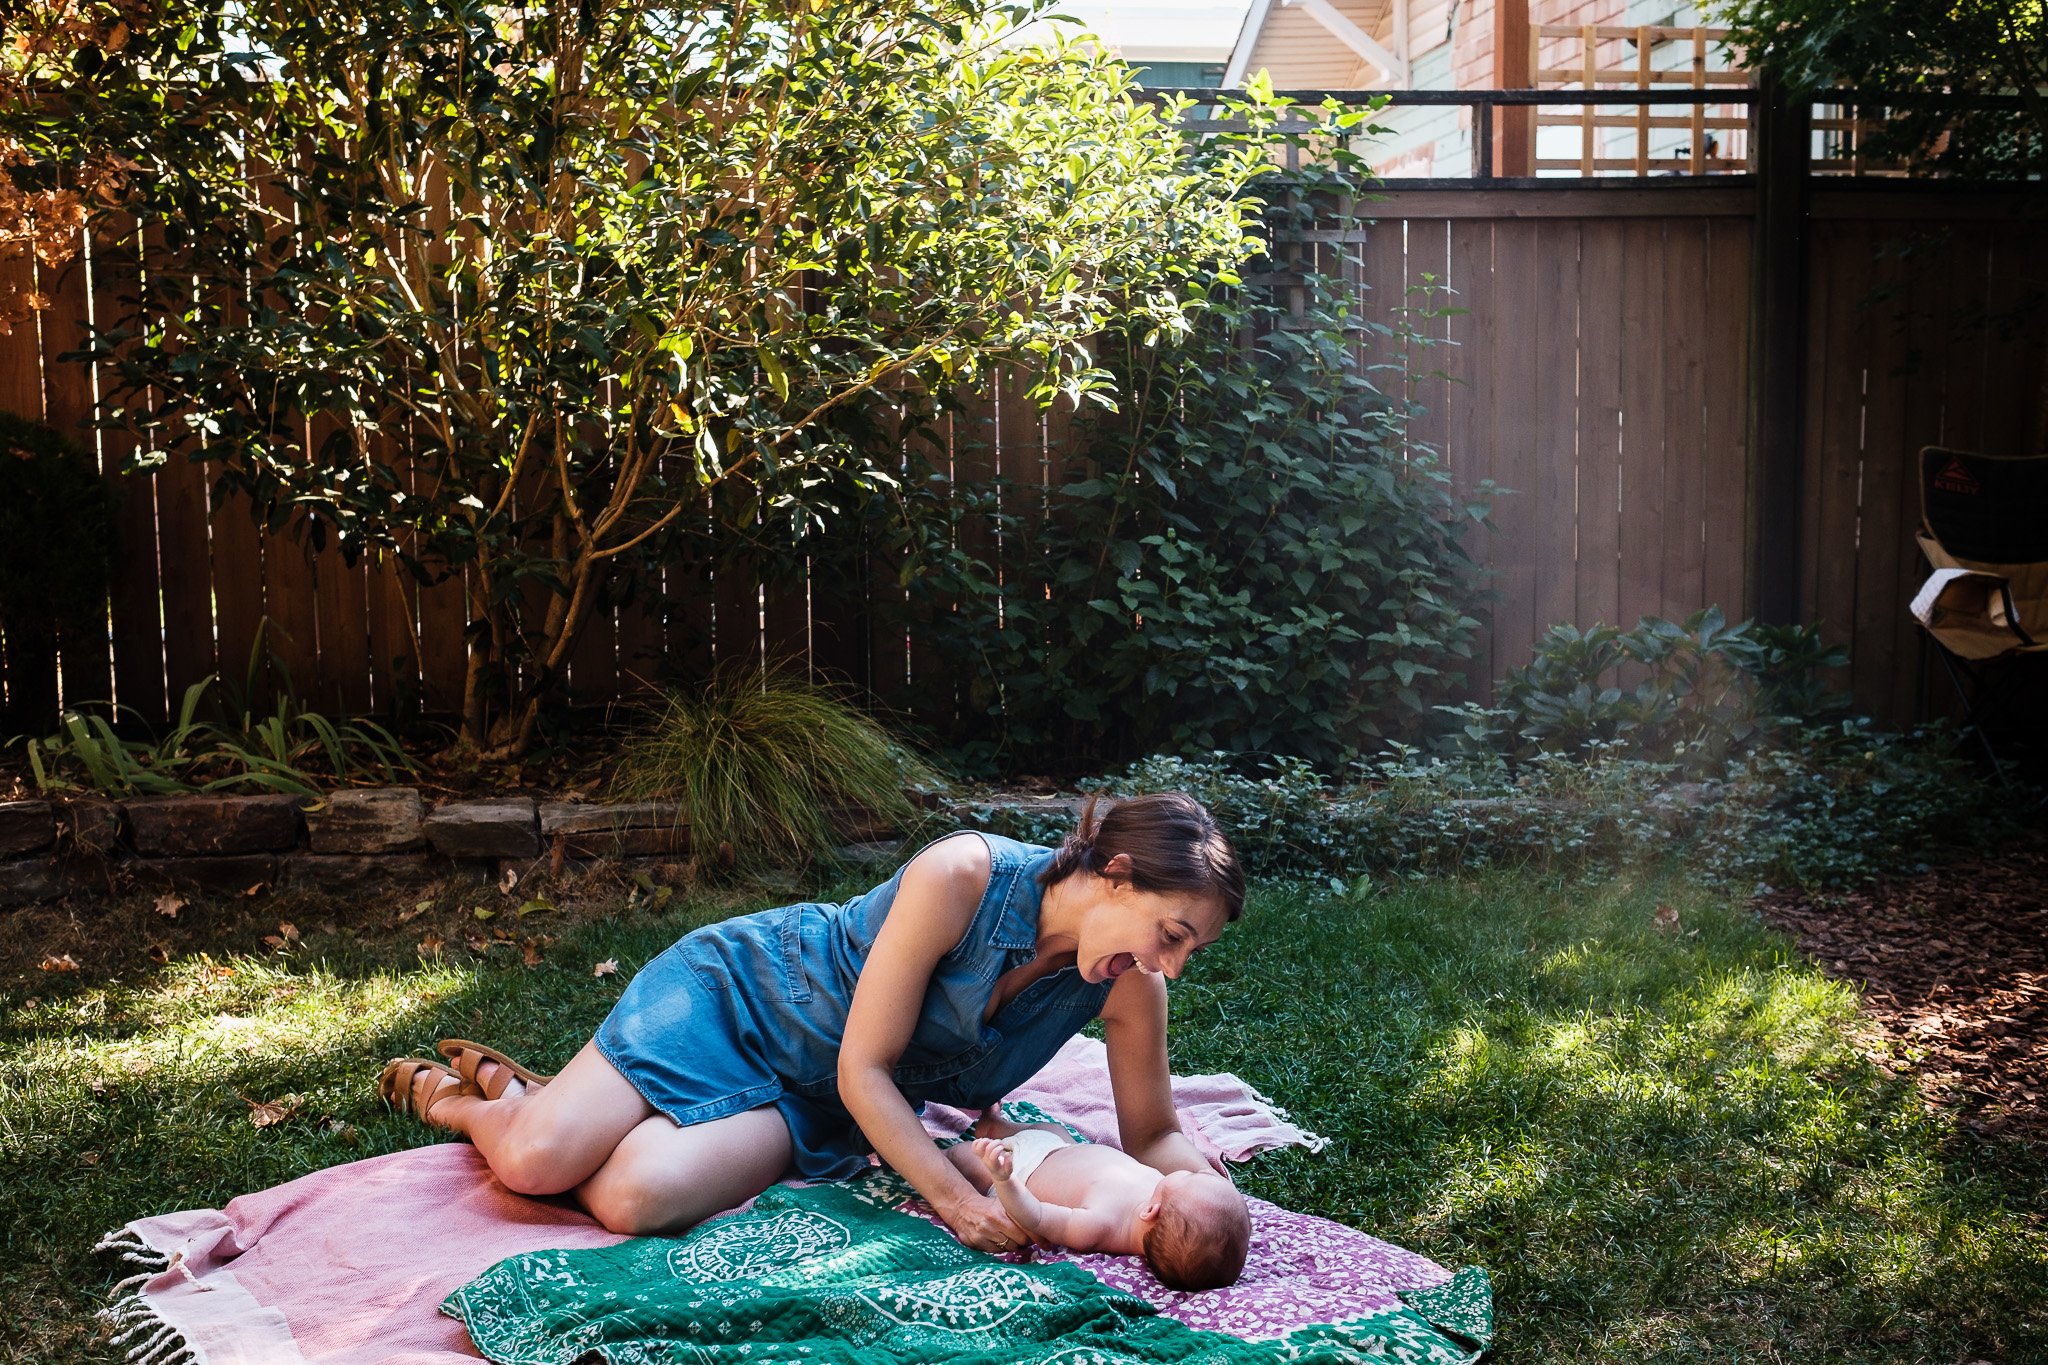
[1757,839,2048,1143]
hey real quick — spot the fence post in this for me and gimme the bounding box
[1746,74,1810,624]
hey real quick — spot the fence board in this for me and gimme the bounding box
[1659,221,1710,615]
[1402,219,1453,462]
[0,255,51,731]
[1575,219,1626,632]
[1845,229,1915,722]
[1811,220,1868,690]
[1488,221,1543,672]
[1615,218,1668,636]
[1530,218,1580,639]
[1443,219,1495,690]
[1699,220,1751,621]
[40,246,114,713]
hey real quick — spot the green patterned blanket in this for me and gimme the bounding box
[445,1180,1488,1364]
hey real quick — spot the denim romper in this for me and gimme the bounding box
[593,832,1113,1180]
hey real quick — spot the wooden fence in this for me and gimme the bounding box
[2,182,2043,737]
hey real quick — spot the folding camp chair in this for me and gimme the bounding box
[1909,446,2048,777]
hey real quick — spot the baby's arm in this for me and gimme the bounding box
[973,1139,1124,1253]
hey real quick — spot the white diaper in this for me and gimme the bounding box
[999,1129,1071,1185]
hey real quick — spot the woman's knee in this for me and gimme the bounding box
[489,1115,599,1196]
[579,1180,692,1237]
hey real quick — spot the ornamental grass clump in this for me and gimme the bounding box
[610,672,940,871]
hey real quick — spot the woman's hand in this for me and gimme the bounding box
[940,1191,1035,1254]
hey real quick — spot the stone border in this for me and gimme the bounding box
[0,788,1081,907]
[0,790,697,907]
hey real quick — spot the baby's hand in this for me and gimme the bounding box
[973,1137,1014,1183]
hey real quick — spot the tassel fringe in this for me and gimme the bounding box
[95,1228,201,1365]
[1238,1081,1331,1153]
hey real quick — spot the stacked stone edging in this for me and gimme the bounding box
[0,789,697,907]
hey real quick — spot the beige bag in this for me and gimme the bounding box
[1911,568,2035,661]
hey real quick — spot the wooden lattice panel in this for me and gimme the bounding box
[1530,24,1751,176]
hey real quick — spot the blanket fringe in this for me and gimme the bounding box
[1237,1081,1330,1153]
[95,1229,202,1365]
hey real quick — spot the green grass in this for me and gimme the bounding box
[2,864,2044,1363]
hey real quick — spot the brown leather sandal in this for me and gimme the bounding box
[437,1039,554,1098]
[378,1057,472,1127]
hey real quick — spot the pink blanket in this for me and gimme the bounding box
[98,1037,1445,1365]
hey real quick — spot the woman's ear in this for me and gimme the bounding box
[1098,851,1134,881]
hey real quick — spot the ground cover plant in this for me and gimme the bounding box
[2,860,2042,1363]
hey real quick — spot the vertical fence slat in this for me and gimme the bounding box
[1659,221,1710,616]
[0,254,51,732]
[42,246,115,712]
[1488,221,1543,673]
[1444,220,1495,692]
[94,219,168,726]
[1531,219,1581,641]
[1807,220,1865,688]
[150,223,219,708]
[1846,227,1914,723]
[1575,219,1626,633]
[1700,218,1752,624]
[1616,218,1669,636]
[1403,219,1454,462]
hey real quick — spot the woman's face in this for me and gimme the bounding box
[1077,860,1230,985]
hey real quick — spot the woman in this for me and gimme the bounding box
[381,792,1244,1253]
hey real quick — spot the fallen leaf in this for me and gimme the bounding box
[39,954,80,973]
[593,958,619,979]
[396,900,433,925]
[147,943,171,965]
[261,935,285,950]
[521,938,545,969]
[278,922,300,943]
[241,881,270,898]
[246,1093,304,1128]
[497,866,520,895]
[473,905,495,920]
[515,898,555,918]
[1652,904,1681,933]
[464,935,491,954]
[80,1150,101,1166]
[418,933,445,959]
[154,893,186,919]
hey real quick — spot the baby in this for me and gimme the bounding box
[944,1108,1251,1290]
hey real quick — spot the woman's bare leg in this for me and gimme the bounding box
[408,1041,792,1233]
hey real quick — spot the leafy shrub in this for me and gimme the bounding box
[902,102,1490,771]
[17,626,413,796]
[610,670,942,871]
[1039,733,2015,892]
[1444,607,1849,768]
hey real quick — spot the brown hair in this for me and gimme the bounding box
[1038,792,1245,924]
[1143,1176,1251,1290]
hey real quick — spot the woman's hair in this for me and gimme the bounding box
[1038,792,1245,923]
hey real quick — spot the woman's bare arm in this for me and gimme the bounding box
[1099,969,1226,1179]
[837,834,1033,1252]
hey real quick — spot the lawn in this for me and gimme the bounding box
[2,862,2043,1363]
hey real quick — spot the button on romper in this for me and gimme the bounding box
[593,832,1113,1180]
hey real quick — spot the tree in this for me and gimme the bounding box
[1715,0,2046,178]
[8,0,1274,756]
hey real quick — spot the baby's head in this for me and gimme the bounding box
[1140,1170,1251,1291]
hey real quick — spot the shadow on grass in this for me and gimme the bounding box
[1171,870,2048,1364]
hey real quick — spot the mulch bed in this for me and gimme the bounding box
[1756,837,2048,1144]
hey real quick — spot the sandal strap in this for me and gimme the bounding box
[379,1057,469,1125]
[438,1039,554,1092]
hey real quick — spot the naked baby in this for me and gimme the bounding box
[944,1108,1252,1290]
